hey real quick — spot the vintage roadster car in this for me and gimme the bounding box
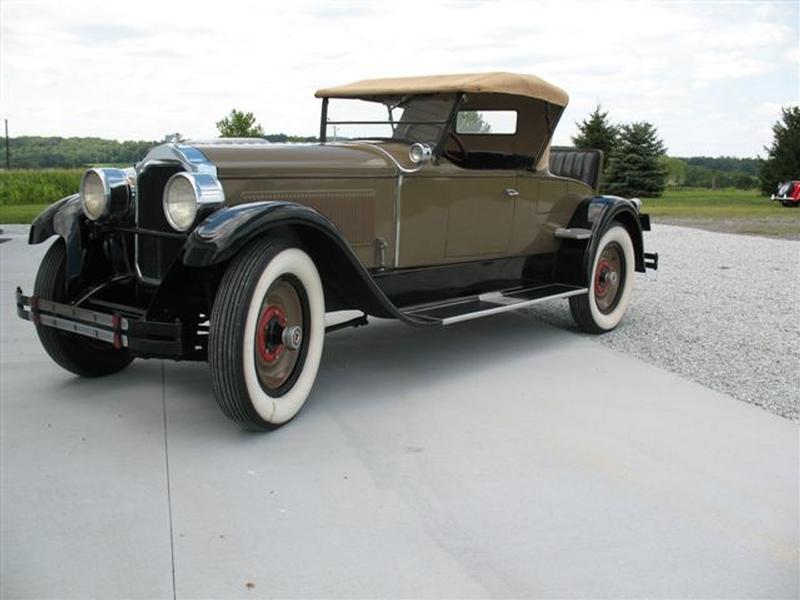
[16,72,657,429]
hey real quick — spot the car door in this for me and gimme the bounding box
[442,166,517,259]
[397,163,516,267]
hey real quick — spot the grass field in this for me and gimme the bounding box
[647,188,774,217]
[0,169,82,224]
[1,177,797,239]
[646,188,799,238]
[0,169,82,205]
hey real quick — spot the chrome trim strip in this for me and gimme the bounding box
[346,142,425,174]
[395,174,403,267]
[440,287,588,325]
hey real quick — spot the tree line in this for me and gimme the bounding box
[4,105,797,199]
[5,136,156,169]
[572,104,799,196]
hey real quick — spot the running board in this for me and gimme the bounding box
[400,283,588,325]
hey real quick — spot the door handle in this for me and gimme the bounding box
[504,188,519,197]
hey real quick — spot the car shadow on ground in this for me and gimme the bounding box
[155,310,577,434]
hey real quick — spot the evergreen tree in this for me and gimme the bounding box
[571,104,619,161]
[759,106,800,194]
[216,109,264,138]
[604,122,668,198]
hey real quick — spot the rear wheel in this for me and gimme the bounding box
[209,238,325,429]
[34,239,134,376]
[569,224,635,334]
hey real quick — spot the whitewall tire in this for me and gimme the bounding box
[210,238,325,429]
[569,224,635,334]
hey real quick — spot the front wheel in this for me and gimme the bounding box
[34,239,134,376]
[569,224,635,334]
[209,238,325,429]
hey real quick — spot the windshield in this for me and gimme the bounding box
[323,94,457,146]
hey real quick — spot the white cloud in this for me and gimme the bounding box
[694,51,776,86]
[0,0,797,156]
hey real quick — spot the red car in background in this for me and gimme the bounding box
[771,181,800,206]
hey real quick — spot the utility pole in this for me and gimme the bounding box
[4,119,9,169]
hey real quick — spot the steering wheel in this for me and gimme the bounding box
[445,131,468,163]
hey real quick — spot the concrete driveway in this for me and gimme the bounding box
[1,229,797,599]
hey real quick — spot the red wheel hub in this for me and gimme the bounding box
[595,258,611,295]
[256,306,287,363]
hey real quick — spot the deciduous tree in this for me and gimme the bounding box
[216,109,265,138]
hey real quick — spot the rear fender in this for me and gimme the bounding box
[555,196,645,286]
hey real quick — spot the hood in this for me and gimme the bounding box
[141,140,400,179]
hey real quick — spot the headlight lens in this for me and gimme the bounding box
[163,172,224,232]
[80,170,108,219]
[163,174,198,231]
[79,168,133,221]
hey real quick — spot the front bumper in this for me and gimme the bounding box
[16,287,186,357]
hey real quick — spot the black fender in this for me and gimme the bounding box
[555,195,646,287]
[28,194,86,290]
[182,201,416,322]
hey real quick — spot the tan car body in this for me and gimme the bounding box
[196,140,592,270]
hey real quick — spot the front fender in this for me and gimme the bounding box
[28,194,85,288]
[182,201,415,322]
[183,201,348,267]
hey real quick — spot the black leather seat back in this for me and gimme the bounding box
[549,147,603,191]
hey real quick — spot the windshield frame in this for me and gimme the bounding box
[318,94,462,152]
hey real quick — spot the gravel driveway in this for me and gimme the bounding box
[530,224,800,420]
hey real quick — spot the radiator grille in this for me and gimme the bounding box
[136,165,185,282]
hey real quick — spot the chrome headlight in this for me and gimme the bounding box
[409,142,432,164]
[163,172,224,232]
[80,168,133,220]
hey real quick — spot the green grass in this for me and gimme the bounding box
[0,203,51,224]
[0,169,82,206]
[645,188,799,238]
[0,169,82,224]
[645,188,783,217]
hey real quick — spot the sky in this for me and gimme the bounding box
[1,0,797,157]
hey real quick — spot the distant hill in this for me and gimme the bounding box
[3,135,323,169]
[5,136,156,169]
[671,156,760,189]
[679,156,760,176]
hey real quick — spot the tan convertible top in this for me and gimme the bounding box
[315,71,569,107]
